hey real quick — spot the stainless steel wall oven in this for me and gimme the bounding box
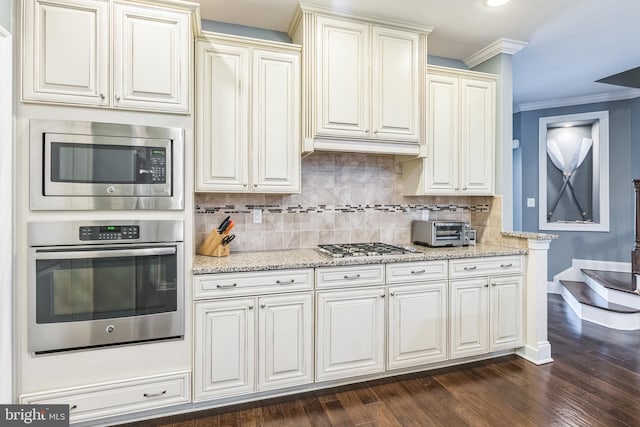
[30,120,184,210]
[28,220,184,354]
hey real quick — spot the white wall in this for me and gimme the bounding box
[0,24,13,403]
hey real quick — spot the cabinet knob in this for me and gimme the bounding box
[364,129,370,133]
[115,95,121,101]
[380,293,385,298]
[254,184,258,187]
[390,292,395,296]
[99,93,105,100]
[454,187,459,191]
[484,284,489,287]
[260,304,266,309]
[491,283,497,286]
[248,305,254,310]
[69,405,77,411]
[463,186,467,190]
[373,130,378,134]
[243,184,248,187]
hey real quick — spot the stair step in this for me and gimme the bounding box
[559,280,640,313]
[581,269,638,295]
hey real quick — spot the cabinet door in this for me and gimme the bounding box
[371,26,420,142]
[23,0,108,105]
[258,293,313,391]
[316,16,370,138]
[194,299,255,401]
[460,77,495,195]
[425,72,459,193]
[490,276,523,350]
[252,49,301,193]
[196,41,249,192]
[450,278,488,359]
[388,282,447,369]
[316,287,385,381]
[113,2,190,112]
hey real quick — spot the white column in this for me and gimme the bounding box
[516,238,553,365]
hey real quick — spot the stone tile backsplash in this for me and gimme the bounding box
[195,152,500,252]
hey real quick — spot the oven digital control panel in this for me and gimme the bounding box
[79,225,140,241]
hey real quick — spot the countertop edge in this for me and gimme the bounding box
[501,231,559,240]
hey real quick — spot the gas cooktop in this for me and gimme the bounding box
[317,242,418,258]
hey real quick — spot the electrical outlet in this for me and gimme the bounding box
[527,198,536,208]
[253,208,263,224]
[421,210,429,221]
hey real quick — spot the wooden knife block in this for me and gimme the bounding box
[198,229,231,257]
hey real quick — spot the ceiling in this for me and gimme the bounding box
[195,0,640,109]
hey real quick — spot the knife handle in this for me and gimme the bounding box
[198,230,224,256]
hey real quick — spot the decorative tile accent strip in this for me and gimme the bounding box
[196,203,491,215]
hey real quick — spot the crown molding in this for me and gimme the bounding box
[514,89,640,113]
[464,38,527,68]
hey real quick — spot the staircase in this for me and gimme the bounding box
[558,269,640,330]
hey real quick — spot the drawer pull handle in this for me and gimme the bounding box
[143,390,167,398]
[344,274,361,280]
[216,283,237,289]
[500,263,513,268]
[410,269,426,274]
[69,405,77,410]
[276,279,295,285]
[463,266,477,271]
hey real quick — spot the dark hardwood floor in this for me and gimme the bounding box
[125,295,640,426]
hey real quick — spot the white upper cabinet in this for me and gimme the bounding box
[196,34,301,193]
[371,26,420,142]
[402,65,496,196]
[23,0,109,106]
[112,2,190,112]
[289,5,431,155]
[316,16,369,139]
[22,0,194,113]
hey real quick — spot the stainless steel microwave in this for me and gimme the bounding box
[30,120,184,210]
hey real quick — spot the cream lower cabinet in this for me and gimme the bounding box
[22,0,192,112]
[20,372,191,424]
[315,287,386,381]
[402,65,496,196]
[196,33,300,193]
[387,282,448,369]
[449,256,524,359]
[194,292,313,401]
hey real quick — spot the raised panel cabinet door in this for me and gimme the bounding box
[113,2,190,112]
[252,48,301,193]
[195,41,249,192]
[490,276,524,350]
[258,293,313,391]
[425,72,459,194]
[460,77,495,195]
[371,26,420,142]
[450,278,489,359]
[23,0,108,105]
[388,282,447,370]
[316,287,385,382]
[194,299,256,401]
[316,16,370,138]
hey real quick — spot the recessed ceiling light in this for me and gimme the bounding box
[486,0,511,6]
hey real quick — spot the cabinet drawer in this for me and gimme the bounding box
[20,371,190,423]
[316,264,385,289]
[194,269,313,299]
[449,256,523,278]
[386,260,448,284]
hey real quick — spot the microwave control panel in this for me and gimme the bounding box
[79,225,140,241]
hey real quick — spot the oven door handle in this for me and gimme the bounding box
[35,247,176,260]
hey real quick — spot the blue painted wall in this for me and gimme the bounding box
[202,20,291,43]
[514,99,640,278]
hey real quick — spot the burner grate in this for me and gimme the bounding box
[317,242,417,258]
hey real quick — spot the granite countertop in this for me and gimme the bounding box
[501,231,558,240]
[193,243,528,274]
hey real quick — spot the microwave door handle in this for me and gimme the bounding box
[35,247,176,260]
